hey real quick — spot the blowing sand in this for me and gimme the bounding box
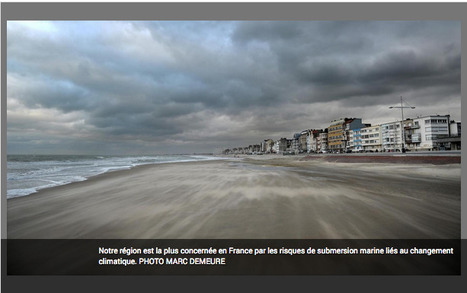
[7,156,461,239]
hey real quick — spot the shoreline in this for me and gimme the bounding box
[7,156,460,239]
[7,153,459,200]
[7,158,229,200]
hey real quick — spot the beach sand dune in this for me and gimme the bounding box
[7,158,460,239]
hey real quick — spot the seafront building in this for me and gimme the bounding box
[381,121,403,151]
[309,129,326,153]
[292,133,301,154]
[299,130,309,153]
[450,121,461,136]
[318,132,328,152]
[273,138,291,154]
[328,119,346,152]
[349,125,381,152]
[261,139,275,153]
[349,129,363,152]
[402,119,418,150]
[437,121,462,150]
[272,141,279,153]
[412,115,450,151]
[304,129,323,153]
[328,118,367,152]
[361,125,382,152]
[222,114,460,155]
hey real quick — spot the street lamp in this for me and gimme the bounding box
[389,96,415,153]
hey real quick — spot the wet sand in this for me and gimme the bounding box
[7,156,461,239]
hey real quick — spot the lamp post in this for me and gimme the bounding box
[389,97,415,153]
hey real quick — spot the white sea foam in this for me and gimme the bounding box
[7,154,223,199]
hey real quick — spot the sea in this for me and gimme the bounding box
[6,154,222,199]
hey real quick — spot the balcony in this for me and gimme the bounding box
[411,133,421,143]
[405,125,420,130]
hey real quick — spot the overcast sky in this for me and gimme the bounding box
[7,21,461,155]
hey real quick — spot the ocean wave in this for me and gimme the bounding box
[7,155,223,199]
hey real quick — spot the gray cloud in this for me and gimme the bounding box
[6,21,461,154]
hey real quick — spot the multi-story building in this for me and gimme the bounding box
[328,119,346,152]
[328,118,366,152]
[435,121,461,150]
[310,129,325,153]
[306,134,312,153]
[349,129,363,152]
[381,121,403,151]
[249,144,261,153]
[402,119,418,150]
[412,115,450,151]
[286,138,293,152]
[318,131,328,152]
[299,130,309,153]
[306,130,318,153]
[273,138,289,154]
[450,121,461,136]
[225,113,460,154]
[261,139,274,153]
[272,141,279,153]
[361,125,382,152]
[292,133,301,154]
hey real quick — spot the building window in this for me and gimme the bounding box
[438,126,448,132]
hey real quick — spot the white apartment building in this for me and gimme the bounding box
[381,121,403,151]
[450,121,461,136]
[412,115,450,150]
[361,125,382,151]
[306,130,319,153]
[272,140,280,153]
[318,132,328,152]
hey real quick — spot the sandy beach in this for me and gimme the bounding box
[7,155,461,239]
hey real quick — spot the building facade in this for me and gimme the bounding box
[381,121,402,151]
[223,114,460,155]
[349,129,363,152]
[262,139,274,153]
[299,130,309,153]
[413,115,450,151]
[329,118,367,152]
[360,125,382,152]
[402,119,419,150]
[318,131,328,152]
[328,119,347,152]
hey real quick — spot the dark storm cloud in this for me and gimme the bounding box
[6,21,461,154]
[294,47,460,103]
[231,21,460,105]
